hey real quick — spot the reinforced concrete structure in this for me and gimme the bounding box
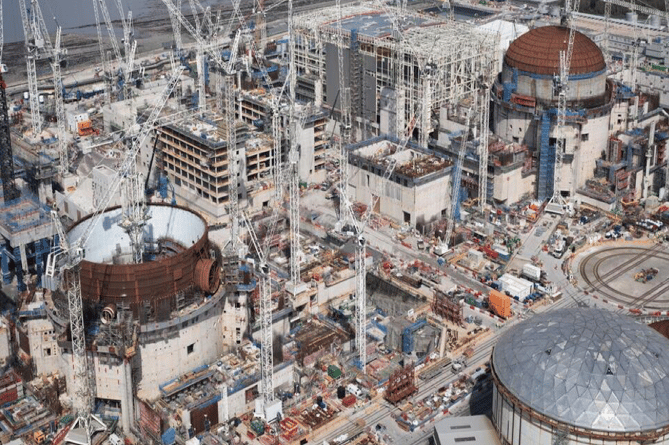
[493,26,614,201]
[347,135,452,227]
[156,116,274,223]
[40,204,232,433]
[292,4,498,142]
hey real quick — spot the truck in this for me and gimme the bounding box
[489,289,511,318]
[522,264,542,282]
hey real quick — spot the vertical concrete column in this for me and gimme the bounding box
[121,358,135,433]
[0,245,10,284]
[13,246,25,291]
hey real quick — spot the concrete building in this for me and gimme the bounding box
[434,415,501,445]
[347,136,452,227]
[155,116,274,224]
[238,91,330,184]
[0,316,10,367]
[493,26,613,201]
[491,308,669,444]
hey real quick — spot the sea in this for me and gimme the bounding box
[3,0,234,44]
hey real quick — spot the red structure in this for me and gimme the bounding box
[385,364,417,405]
[432,290,464,326]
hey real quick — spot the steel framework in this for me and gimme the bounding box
[292,5,496,146]
[18,0,46,136]
[288,0,301,286]
[0,75,18,202]
[336,0,352,220]
[225,76,239,251]
[546,0,577,213]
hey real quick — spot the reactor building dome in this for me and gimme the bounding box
[492,26,614,202]
[491,308,669,444]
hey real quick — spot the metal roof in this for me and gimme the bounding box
[504,26,606,76]
[492,308,669,433]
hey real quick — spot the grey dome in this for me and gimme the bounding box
[492,308,669,433]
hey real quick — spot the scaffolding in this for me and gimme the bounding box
[292,4,498,140]
[538,112,555,201]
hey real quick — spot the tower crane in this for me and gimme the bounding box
[546,0,578,214]
[224,75,239,252]
[18,0,47,136]
[168,0,183,53]
[335,0,352,221]
[242,210,281,420]
[18,1,69,173]
[435,112,471,255]
[52,28,68,176]
[477,50,495,211]
[45,63,183,445]
[288,0,301,288]
[92,0,112,103]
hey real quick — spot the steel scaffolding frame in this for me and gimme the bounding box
[292,5,497,143]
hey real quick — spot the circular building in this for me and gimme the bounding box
[47,204,228,401]
[492,26,614,201]
[67,204,220,318]
[491,308,669,444]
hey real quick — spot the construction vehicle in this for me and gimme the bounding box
[635,268,658,283]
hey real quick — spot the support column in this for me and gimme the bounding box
[13,246,25,291]
[34,238,49,288]
[1,245,10,285]
[121,358,135,433]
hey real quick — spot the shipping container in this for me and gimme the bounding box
[522,264,542,282]
[489,290,511,318]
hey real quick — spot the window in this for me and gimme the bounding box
[454,438,476,443]
[187,344,194,354]
[403,211,410,223]
[513,137,519,143]
[581,133,589,142]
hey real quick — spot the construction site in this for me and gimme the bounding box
[2,0,669,444]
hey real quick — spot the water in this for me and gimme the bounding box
[3,0,231,44]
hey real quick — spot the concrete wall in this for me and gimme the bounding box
[0,317,10,366]
[137,298,226,400]
[226,363,293,417]
[221,292,249,351]
[27,319,62,376]
[493,166,534,204]
[348,164,451,227]
[572,113,611,191]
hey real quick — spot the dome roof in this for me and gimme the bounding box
[504,26,606,76]
[492,308,669,433]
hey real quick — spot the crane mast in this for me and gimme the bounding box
[19,0,43,135]
[169,0,183,53]
[52,28,68,176]
[92,0,111,103]
[336,0,352,221]
[546,0,577,213]
[225,76,239,251]
[288,0,301,287]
